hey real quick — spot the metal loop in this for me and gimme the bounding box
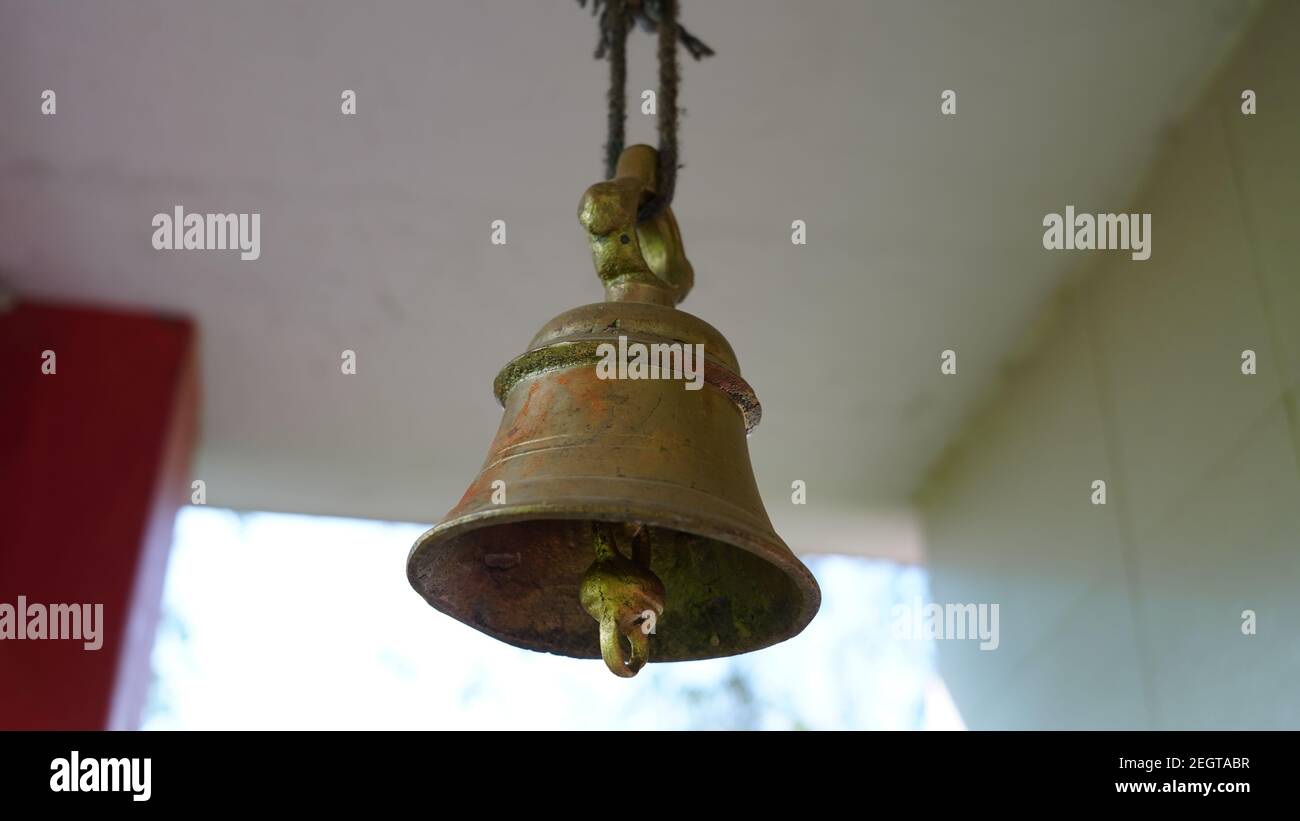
[599,613,651,677]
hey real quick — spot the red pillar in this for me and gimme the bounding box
[0,300,198,729]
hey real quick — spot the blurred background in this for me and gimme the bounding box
[1,0,1296,729]
[144,509,958,730]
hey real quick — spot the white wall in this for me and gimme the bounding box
[917,0,1300,729]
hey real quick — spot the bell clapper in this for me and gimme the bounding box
[579,522,666,678]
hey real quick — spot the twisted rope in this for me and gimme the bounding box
[579,0,712,220]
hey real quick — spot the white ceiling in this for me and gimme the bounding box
[0,1,1254,555]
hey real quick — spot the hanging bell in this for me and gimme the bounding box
[407,145,820,677]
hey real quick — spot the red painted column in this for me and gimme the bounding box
[0,300,198,729]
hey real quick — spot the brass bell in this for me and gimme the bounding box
[407,145,820,677]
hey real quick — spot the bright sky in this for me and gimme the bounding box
[144,507,962,730]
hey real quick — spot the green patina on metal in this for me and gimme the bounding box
[492,342,607,404]
[647,528,793,657]
[492,338,762,432]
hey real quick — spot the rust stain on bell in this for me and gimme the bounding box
[407,145,821,677]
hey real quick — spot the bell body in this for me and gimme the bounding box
[407,299,821,662]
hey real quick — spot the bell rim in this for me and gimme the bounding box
[407,502,822,662]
